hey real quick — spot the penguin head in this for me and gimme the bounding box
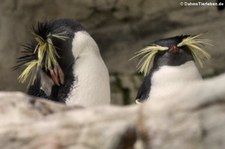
[14,19,85,100]
[132,34,211,76]
[152,35,194,68]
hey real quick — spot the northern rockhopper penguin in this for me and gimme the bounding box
[14,19,110,107]
[131,34,211,104]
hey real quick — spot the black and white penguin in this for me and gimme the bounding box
[132,35,211,103]
[15,19,110,107]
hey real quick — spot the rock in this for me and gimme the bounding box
[0,73,225,149]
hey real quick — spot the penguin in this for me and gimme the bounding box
[131,34,211,104]
[15,19,110,107]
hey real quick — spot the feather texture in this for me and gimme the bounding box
[16,22,68,85]
[132,34,211,76]
[177,34,211,67]
[130,45,168,76]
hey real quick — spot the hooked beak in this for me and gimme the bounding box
[169,45,179,54]
[49,63,64,86]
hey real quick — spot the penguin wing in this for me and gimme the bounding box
[27,71,49,99]
[135,75,151,104]
[27,85,48,99]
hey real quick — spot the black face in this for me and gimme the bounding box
[153,35,194,68]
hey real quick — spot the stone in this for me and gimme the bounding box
[0,73,225,149]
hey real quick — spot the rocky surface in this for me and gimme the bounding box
[0,0,225,104]
[0,73,225,149]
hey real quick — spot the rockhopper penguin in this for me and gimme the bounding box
[131,34,211,104]
[15,19,110,107]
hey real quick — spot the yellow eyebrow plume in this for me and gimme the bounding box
[18,60,38,84]
[131,34,211,77]
[18,32,68,85]
[177,34,212,67]
[130,45,168,76]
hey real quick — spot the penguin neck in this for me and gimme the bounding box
[148,61,203,100]
[66,31,110,106]
[152,61,202,85]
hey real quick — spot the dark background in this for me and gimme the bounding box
[0,0,224,105]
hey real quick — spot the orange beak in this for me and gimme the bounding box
[49,64,64,86]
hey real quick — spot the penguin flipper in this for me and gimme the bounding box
[27,85,48,99]
[135,74,152,104]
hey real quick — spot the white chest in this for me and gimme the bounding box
[65,31,110,107]
[148,61,203,100]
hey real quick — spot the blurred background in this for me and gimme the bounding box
[0,0,224,105]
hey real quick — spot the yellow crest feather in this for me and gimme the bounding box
[177,34,211,67]
[131,34,211,76]
[18,32,68,84]
[18,60,38,84]
[130,45,168,76]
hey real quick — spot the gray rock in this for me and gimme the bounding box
[0,73,225,149]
